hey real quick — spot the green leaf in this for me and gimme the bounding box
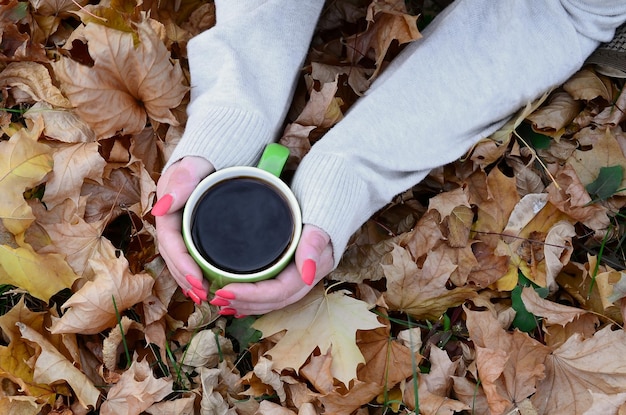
[226,316,261,351]
[586,165,623,201]
[511,273,547,332]
[516,122,551,149]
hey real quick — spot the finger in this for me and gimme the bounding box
[155,211,210,299]
[154,157,214,214]
[220,263,315,315]
[295,224,333,285]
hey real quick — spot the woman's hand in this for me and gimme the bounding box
[152,156,215,304]
[153,157,335,314]
[210,224,334,317]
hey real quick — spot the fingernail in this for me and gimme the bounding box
[188,290,201,305]
[219,308,237,316]
[302,259,316,286]
[235,314,247,319]
[209,297,230,307]
[151,193,173,216]
[214,289,236,300]
[192,287,208,301]
[186,275,204,290]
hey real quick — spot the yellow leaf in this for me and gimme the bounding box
[252,285,384,387]
[53,21,187,138]
[50,242,154,334]
[0,299,56,404]
[17,322,101,409]
[0,130,53,235]
[0,235,79,301]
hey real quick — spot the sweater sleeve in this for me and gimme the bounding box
[292,0,626,267]
[164,0,325,171]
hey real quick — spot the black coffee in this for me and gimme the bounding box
[191,177,294,273]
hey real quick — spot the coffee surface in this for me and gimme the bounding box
[191,177,294,273]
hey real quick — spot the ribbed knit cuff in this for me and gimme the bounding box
[291,151,372,269]
[163,106,272,172]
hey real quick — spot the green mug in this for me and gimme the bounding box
[182,143,302,292]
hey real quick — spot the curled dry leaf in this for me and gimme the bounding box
[0,62,71,107]
[0,129,53,235]
[54,21,187,138]
[50,242,154,335]
[17,322,101,410]
[99,357,172,415]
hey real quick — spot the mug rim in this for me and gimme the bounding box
[182,166,303,282]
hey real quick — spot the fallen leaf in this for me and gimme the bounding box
[42,142,106,209]
[0,128,53,235]
[50,242,154,334]
[54,20,187,138]
[520,287,587,327]
[526,90,582,137]
[0,62,71,107]
[252,285,384,386]
[181,329,234,369]
[17,322,101,409]
[532,326,626,414]
[563,68,614,102]
[99,356,172,415]
[0,234,79,301]
[382,244,476,320]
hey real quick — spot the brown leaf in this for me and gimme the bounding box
[345,0,420,78]
[0,62,71,107]
[317,381,383,415]
[43,142,106,209]
[100,357,172,415]
[532,326,626,414]
[50,242,154,334]
[563,68,614,102]
[23,101,97,143]
[521,286,587,327]
[382,244,476,320]
[526,90,583,137]
[17,322,101,409]
[466,308,551,415]
[54,21,187,138]
[356,315,421,388]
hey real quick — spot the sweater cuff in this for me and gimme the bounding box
[291,152,372,269]
[163,106,272,172]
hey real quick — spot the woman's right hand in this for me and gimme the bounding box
[152,156,215,304]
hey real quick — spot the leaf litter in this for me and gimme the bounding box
[1,0,626,413]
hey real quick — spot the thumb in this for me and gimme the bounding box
[296,224,333,286]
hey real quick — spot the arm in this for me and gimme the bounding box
[292,0,626,267]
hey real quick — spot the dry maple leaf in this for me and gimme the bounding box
[252,284,384,387]
[532,325,626,415]
[0,62,71,108]
[50,242,154,335]
[17,322,101,410]
[466,308,551,415]
[54,20,187,138]
[382,244,476,320]
[99,357,172,415]
[42,142,106,209]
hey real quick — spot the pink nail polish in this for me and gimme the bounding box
[219,308,237,316]
[209,297,230,307]
[151,194,173,216]
[188,290,201,305]
[186,275,204,290]
[192,287,208,301]
[214,289,236,300]
[302,259,316,286]
[235,314,247,319]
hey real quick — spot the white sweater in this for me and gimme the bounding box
[166,0,626,267]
